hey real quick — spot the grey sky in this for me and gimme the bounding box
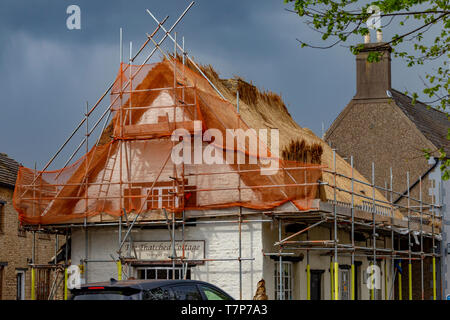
[0,0,440,169]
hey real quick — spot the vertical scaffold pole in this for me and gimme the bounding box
[64,268,68,300]
[385,256,388,300]
[398,261,403,300]
[120,27,123,64]
[333,150,338,300]
[432,256,437,300]
[384,181,388,300]
[237,91,242,300]
[371,162,376,300]
[330,227,333,300]
[279,219,283,300]
[181,35,186,282]
[54,233,58,298]
[118,211,122,280]
[31,164,36,300]
[128,41,133,180]
[172,32,177,280]
[419,176,424,300]
[171,208,175,279]
[182,210,186,279]
[431,187,437,300]
[239,207,242,300]
[118,31,124,279]
[84,101,89,283]
[407,172,412,300]
[31,231,36,300]
[306,231,310,300]
[117,260,122,281]
[351,156,355,300]
[54,234,58,266]
[118,32,124,280]
[116,213,122,282]
[64,229,69,300]
[398,236,402,300]
[390,168,394,300]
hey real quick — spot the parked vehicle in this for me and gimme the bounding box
[70,279,234,300]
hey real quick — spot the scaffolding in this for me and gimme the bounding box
[14,2,442,300]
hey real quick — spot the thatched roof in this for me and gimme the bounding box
[187,61,397,214]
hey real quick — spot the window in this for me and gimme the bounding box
[127,182,196,210]
[275,261,293,300]
[340,269,350,300]
[171,285,202,300]
[0,202,4,233]
[16,271,25,300]
[137,266,190,280]
[200,285,231,300]
[146,186,179,210]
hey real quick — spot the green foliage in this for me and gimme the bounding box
[285,0,450,179]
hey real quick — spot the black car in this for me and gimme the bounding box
[70,279,234,300]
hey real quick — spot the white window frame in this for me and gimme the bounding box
[136,266,189,280]
[16,270,25,300]
[275,261,293,300]
[146,186,179,209]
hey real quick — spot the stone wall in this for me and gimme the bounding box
[0,186,61,300]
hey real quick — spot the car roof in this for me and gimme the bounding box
[78,279,219,290]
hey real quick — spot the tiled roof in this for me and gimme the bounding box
[391,89,450,156]
[0,153,20,188]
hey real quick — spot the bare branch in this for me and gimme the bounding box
[296,38,343,49]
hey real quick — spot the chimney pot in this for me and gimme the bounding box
[376,30,383,42]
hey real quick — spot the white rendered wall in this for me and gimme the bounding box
[71,218,263,299]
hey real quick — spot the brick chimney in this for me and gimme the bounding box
[355,43,392,99]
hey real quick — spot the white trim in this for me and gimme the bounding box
[275,261,293,300]
[16,270,25,300]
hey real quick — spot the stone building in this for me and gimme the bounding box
[0,153,61,300]
[324,42,449,299]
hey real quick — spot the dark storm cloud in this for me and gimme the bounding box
[0,0,438,169]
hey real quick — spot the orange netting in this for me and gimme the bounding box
[13,59,323,224]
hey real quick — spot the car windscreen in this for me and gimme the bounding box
[72,288,141,300]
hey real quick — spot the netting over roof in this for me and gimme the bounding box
[13,59,323,225]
